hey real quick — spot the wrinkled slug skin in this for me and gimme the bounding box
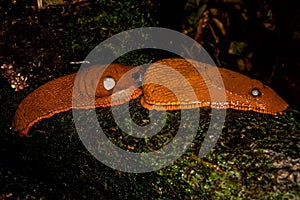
[141,58,288,114]
[12,58,289,136]
[12,64,142,136]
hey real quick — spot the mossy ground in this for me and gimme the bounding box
[1,82,299,199]
[1,1,300,199]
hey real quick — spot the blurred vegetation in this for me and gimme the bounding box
[180,0,299,77]
[0,0,300,199]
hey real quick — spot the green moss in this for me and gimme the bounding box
[62,0,158,63]
[3,96,299,199]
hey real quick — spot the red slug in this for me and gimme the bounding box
[12,58,289,136]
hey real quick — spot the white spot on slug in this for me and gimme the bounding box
[251,88,261,97]
[103,76,116,91]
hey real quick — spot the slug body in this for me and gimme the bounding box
[13,64,142,136]
[141,59,288,114]
[12,58,288,136]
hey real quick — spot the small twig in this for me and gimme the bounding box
[194,10,210,42]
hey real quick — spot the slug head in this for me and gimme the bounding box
[220,68,289,115]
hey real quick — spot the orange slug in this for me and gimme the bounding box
[12,58,288,136]
[141,58,288,114]
[12,63,142,136]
